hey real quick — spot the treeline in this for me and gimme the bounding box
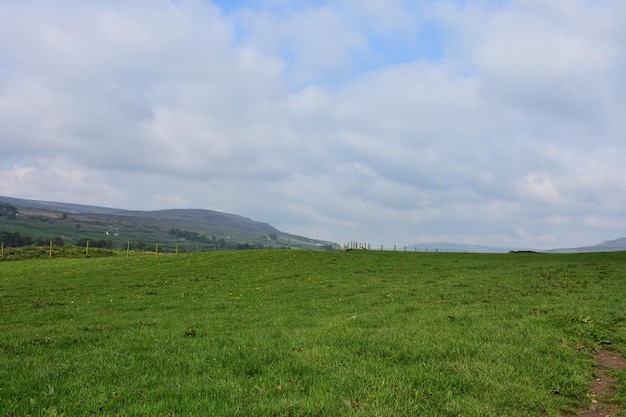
[75,238,114,249]
[1,229,328,253]
[0,231,111,249]
[1,229,270,252]
[168,228,226,247]
[0,231,64,247]
[1,230,114,250]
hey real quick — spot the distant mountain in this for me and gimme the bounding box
[545,237,626,253]
[0,196,337,251]
[406,238,626,254]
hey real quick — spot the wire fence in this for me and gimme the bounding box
[343,241,436,252]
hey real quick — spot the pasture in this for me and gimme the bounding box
[1,250,625,416]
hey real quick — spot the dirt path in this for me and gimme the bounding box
[564,350,626,417]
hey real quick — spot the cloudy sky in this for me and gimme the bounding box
[1,0,625,249]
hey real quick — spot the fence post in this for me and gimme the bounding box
[155,243,159,255]
[176,244,179,255]
[49,240,53,258]
[86,240,90,257]
[127,241,130,257]
[393,244,396,252]
[1,242,3,259]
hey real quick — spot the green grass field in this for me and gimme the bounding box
[1,250,625,416]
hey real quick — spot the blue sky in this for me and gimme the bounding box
[1,0,625,249]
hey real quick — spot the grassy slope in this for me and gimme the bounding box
[0,205,334,252]
[1,250,625,416]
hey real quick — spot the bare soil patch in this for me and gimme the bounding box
[564,350,626,417]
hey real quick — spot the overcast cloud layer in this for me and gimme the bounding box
[1,0,625,249]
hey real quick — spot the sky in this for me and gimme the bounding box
[1,0,625,250]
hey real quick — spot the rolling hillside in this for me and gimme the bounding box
[0,196,337,252]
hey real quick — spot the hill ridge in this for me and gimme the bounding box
[545,237,626,253]
[405,238,626,254]
[0,196,336,251]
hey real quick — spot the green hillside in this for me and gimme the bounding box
[0,196,337,252]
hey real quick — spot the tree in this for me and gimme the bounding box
[133,242,147,250]
[76,238,113,249]
[0,231,31,247]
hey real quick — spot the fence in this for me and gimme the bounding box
[342,241,442,252]
[1,239,331,260]
[0,240,167,260]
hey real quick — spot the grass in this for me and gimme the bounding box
[1,250,625,416]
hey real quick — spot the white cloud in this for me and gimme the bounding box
[516,173,561,204]
[2,160,126,208]
[1,0,625,250]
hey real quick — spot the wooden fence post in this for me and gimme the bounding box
[49,240,53,258]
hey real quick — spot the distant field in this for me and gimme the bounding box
[1,250,625,416]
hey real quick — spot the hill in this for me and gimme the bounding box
[545,237,626,253]
[406,238,626,254]
[0,196,337,252]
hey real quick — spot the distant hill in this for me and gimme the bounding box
[545,237,626,253]
[0,196,338,252]
[406,238,626,254]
